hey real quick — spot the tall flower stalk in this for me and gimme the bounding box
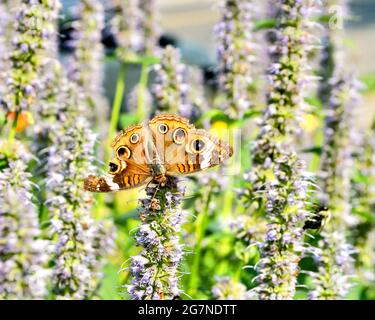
[110,0,160,59]
[186,66,210,122]
[0,0,12,97]
[1,0,58,115]
[0,0,59,299]
[68,0,109,135]
[309,73,361,299]
[13,0,115,299]
[127,83,152,119]
[0,141,50,299]
[309,0,361,300]
[127,178,186,300]
[139,0,160,56]
[110,0,143,61]
[318,0,348,104]
[45,72,113,299]
[125,46,191,299]
[30,0,60,155]
[214,0,260,287]
[351,130,375,285]
[123,45,192,299]
[242,0,321,299]
[152,45,191,117]
[215,0,257,119]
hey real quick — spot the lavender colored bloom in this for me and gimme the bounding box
[0,0,60,113]
[309,232,355,299]
[139,0,160,56]
[212,276,250,300]
[186,66,210,124]
[33,60,63,143]
[307,7,361,299]
[230,214,267,245]
[310,72,361,299]
[0,140,50,299]
[152,46,193,117]
[28,0,60,154]
[67,0,109,133]
[46,112,98,299]
[127,84,152,116]
[38,62,116,298]
[110,0,143,60]
[49,115,107,298]
[127,178,186,300]
[0,1,13,97]
[350,131,375,284]
[0,0,60,299]
[215,0,258,119]
[239,0,322,300]
[318,0,349,105]
[319,73,361,216]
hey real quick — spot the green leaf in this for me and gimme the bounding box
[352,171,371,185]
[317,15,331,24]
[234,241,247,261]
[112,50,161,65]
[119,113,140,129]
[199,108,260,127]
[199,109,228,123]
[301,146,322,155]
[305,96,323,109]
[352,207,375,222]
[140,55,161,66]
[254,19,276,31]
[0,158,9,170]
[232,109,262,127]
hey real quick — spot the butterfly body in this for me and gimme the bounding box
[84,114,233,193]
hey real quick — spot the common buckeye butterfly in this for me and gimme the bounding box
[84,114,233,192]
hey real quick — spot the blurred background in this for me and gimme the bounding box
[60,0,375,71]
[60,0,375,128]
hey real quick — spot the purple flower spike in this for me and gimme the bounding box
[128,177,186,300]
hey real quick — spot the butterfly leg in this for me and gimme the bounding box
[148,174,169,210]
[144,178,154,191]
[149,182,162,210]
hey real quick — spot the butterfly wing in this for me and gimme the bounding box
[84,114,233,192]
[148,114,233,176]
[84,123,152,192]
[84,173,151,192]
[178,128,233,174]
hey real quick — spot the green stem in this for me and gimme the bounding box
[8,112,19,143]
[233,260,243,282]
[222,177,234,218]
[0,114,7,134]
[97,63,126,218]
[137,62,149,121]
[105,62,126,164]
[188,187,213,296]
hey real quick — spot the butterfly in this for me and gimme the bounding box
[84,114,233,193]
